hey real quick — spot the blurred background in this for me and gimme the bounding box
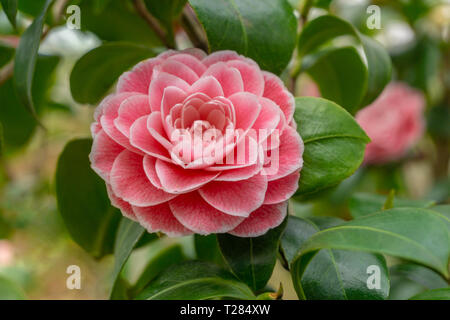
[0,0,449,299]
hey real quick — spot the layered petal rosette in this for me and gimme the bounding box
[90,49,303,237]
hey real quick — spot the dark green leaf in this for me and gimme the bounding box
[305,46,368,113]
[0,54,59,150]
[131,244,186,297]
[194,234,224,265]
[1,0,17,28]
[110,217,146,299]
[55,139,121,258]
[294,97,370,196]
[188,0,297,74]
[70,42,157,104]
[0,276,25,300]
[291,208,450,288]
[282,216,389,300]
[349,192,435,219]
[136,261,255,300]
[410,288,450,300]
[13,0,52,124]
[298,15,391,107]
[217,217,287,292]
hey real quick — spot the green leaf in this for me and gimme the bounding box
[77,0,161,46]
[13,0,53,125]
[188,0,297,74]
[349,193,435,219]
[390,263,448,291]
[0,276,26,300]
[1,0,17,28]
[0,54,59,150]
[282,216,389,300]
[110,217,146,299]
[131,244,186,297]
[136,261,256,300]
[410,288,450,300]
[305,46,368,114]
[143,0,186,47]
[194,234,224,265]
[298,15,391,107]
[217,217,287,292]
[291,208,450,290]
[294,97,370,196]
[70,42,157,104]
[55,139,121,258]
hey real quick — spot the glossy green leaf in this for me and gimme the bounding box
[282,216,389,300]
[298,15,391,107]
[70,42,157,104]
[291,208,450,293]
[188,0,297,74]
[0,276,25,300]
[410,288,450,300]
[0,54,59,150]
[144,0,186,47]
[110,217,146,299]
[77,0,161,46]
[294,97,370,196]
[305,46,368,114]
[195,234,224,265]
[131,244,186,297]
[217,218,287,292]
[390,263,448,291]
[13,0,53,124]
[55,139,121,258]
[1,0,17,28]
[349,192,435,219]
[136,261,255,300]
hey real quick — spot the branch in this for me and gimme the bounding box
[132,0,174,49]
[180,7,208,52]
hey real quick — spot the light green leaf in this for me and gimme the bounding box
[70,42,157,104]
[136,261,256,300]
[217,218,287,292]
[282,216,389,300]
[13,0,53,124]
[294,97,370,196]
[110,217,146,299]
[410,288,450,300]
[0,276,26,300]
[55,139,121,258]
[188,0,297,74]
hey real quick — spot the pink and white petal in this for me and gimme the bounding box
[215,160,263,181]
[110,150,176,206]
[155,159,220,193]
[264,126,304,181]
[199,173,267,217]
[133,203,192,237]
[228,202,288,237]
[167,53,207,76]
[117,58,163,94]
[114,94,150,137]
[262,71,295,122]
[203,62,244,97]
[159,59,200,84]
[147,112,172,149]
[106,184,137,221]
[228,92,261,131]
[189,76,224,98]
[181,48,207,61]
[130,116,172,161]
[149,72,190,112]
[169,192,245,234]
[202,50,240,67]
[143,155,163,189]
[226,60,265,96]
[161,87,188,123]
[252,97,281,142]
[263,171,300,205]
[90,130,124,181]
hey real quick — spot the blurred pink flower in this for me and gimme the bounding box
[356,83,425,165]
[0,240,14,267]
[90,49,303,237]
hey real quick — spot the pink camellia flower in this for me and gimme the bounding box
[90,49,303,237]
[356,82,425,165]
